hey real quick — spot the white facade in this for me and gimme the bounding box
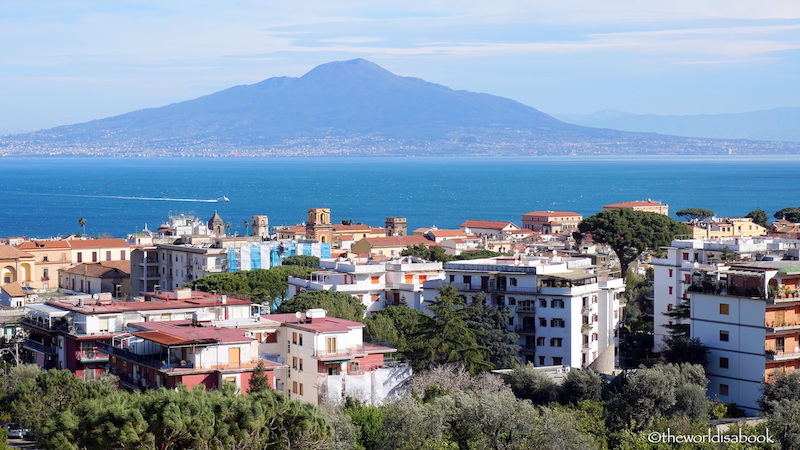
[652,237,800,351]
[425,256,625,369]
[288,257,445,314]
[691,292,767,415]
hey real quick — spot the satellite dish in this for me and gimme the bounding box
[295,311,302,319]
[92,294,99,300]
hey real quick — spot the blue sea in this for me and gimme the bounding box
[2,156,799,239]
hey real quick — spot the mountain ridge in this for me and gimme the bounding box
[2,59,798,156]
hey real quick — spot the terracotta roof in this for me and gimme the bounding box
[428,229,467,237]
[522,211,582,217]
[47,292,250,314]
[332,224,372,232]
[603,200,665,208]
[359,236,432,247]
[61,263,128,278]
[1,281,27,297]
[460,220,519,229]
[131,320,252,345]
[0,245,34,260]
[336,234,354,241]
[67,239,131,249]
[17,240,71,250]
[267,313,365,333]
[100,260,131,273]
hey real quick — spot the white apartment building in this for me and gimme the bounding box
[130,243,228,295]
[287,256,445,314]
[651,237,800,351]
[423,256,625,369]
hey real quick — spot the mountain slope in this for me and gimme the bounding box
[2,59,798,156]
[557,108,800,142]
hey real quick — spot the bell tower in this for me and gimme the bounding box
[385,217,407,237]
[252,215,269,239]
[306,208,333,243]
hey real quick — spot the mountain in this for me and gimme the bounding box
[556,108,800,142]
[2,59,799,156]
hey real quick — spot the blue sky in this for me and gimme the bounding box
[2,1,799,134]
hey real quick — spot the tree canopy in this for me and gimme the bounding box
[186,265,315,310]
[276,290,366,322]
[745,208,769,227]
[575,209,691,275]
[282,255,320,267]
[675,208,715,221]
[774,207,800,223]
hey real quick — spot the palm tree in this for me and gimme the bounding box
[225,222,231,236]
[78,217,87,236]
[244,220,250,236]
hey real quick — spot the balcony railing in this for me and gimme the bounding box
[765,321,800,331]
[76,349,110,363]
[313,346,367,360]
[766,348,800,361]
[23,339,58,356]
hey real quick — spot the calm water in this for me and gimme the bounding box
[2,156,799,239]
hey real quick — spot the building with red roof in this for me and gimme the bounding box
[521,211,583,234]
[602,199,669,215]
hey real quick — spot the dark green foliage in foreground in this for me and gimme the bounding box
[676,208,715,221]
[774,207,800,223]
[185,264,315,309]
[282,255,320,267]
[746,208,769,227]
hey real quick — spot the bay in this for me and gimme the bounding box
[2,155,799,239]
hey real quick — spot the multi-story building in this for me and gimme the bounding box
[58,261,131,298]
[0,245,35,288]
[460,220,521,239]
[685,217,767,239]
[651,237,800,351]
[102,315,283,393]
[602,199,669,215]
[288,256,445,313]
[15,240,71,290]
[350,235,434,258]
[521,211,583,234]
[424,256,625,369]
[21,288,252,380]
[130,242,228,295]
[688,260,800,415]
[267,309,410,405]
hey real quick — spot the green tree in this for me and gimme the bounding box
[503,363,560,405]
[400,244,452,262]
[282,255,320,267]
[343,398,384,450]
[575,209,691,276]
[745,208,769,228]
[277,290,366,322]
[186,272,250,295]
[77,217,86,236]
[249,361,270,393]
[408,285,491,373]
[560,369,605,405]
[454,250,510,260]
[242,266,315,309]
[364,305,427,358]
[774,207,800,223]
[465,294,520,369]
[675,208,715,221]
[661,336,709,368]
[760,370,800,413]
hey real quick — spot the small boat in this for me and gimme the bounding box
[217,196,230,202]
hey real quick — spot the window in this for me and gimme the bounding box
[551,299,564,308]
[667,303,673,312]
[592,333,598,341]
[292,332,298,344]
[685,274,691,282]
[719,330,729,342]
[550,318,565,328]
[539,317,547,327]
[508,297,516,306]
[121,250,126,260]
[299,358,304,371]
[349,361,360,373]
[463,275,471,284]
[719,303,730,315]
[540,299,547,308]
[326,337,337,354]
[668,286,673,295]
[42,255,49,262]
[552,357,563,365]
[106,251,112,261]
[538,356,545,365]
[510,278,517,286]
[292,381,298,394]
[508,317,514,326]
[682,252,689,261]
[668,269,673,277]
[298,334,303,346]
[77,253,83,263]
[550,337,563,347]
[583,335,589,344]
[371,276,380,284]
[536,337,545,346]
[719,357,729,369]
[720,384,729,396]
[449,275,455,283]
[292,357,298,369]
[92,251,98,262]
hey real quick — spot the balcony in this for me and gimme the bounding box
[99,344,194,372]
[23,339,58,356]
[766,347,800,361]
[765,321,800,332]
[516,326,536,335]
[76,349,110,363]
[313,346,367,361]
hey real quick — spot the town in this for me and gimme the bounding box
[2,200,799,447]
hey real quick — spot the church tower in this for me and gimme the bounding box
[385,217,407,236]
[251,215,269,239]
[208,211,225,236]
[305,208,333,243]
